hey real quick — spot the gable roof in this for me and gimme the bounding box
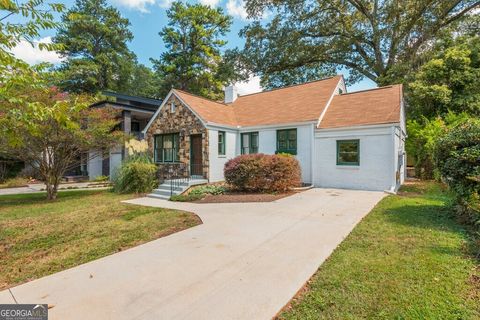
[173,76,342,128]
[144,76,403,132]
[230,76,341,126]
[319,85,403,129]
[173,89,238,126]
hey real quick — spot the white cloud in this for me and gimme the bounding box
[235,75,262,95]
[158,0,173,8]
[199,0,221,6]
[226,0,249,20]
[10,37,63,65]
[110,0,156,12]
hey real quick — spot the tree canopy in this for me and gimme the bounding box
[240,0,480,88]
[407,16,480,120]
[151,1,236,100]
[0,0,64,102]
[54,0,137,94]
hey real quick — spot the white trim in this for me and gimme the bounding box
[316,77,343,128]
[238,121,317,131]
[316,122,400,133]
[206,123,239,131]
[109,105,155,115]
[142,90,207,134]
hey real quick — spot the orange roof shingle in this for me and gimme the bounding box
[319,85,403,129]
[170,77,402,129]
[173,89,238,126]
[174,76,342,127]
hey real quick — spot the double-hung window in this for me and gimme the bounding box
[218,131,226,156]
[336,139,360,166]
[276,129,297,155]
[241,132,259,154]
[154,133,180,163]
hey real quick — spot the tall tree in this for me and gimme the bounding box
[54,0,136,93]
[408,38,480,120]
[151,1,235,100]
[123,64,160,98]
[240,0,480,88]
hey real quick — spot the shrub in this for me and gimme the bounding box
[0,177,29,189]
[113,159,157,194]
[189,184,227,196]
[434,119,480,229]
[170,193,204,202]
[224,153,301,192]
[93,175,109,182]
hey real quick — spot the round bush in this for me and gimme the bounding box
[113,160,157,194]
[224,153,301,192]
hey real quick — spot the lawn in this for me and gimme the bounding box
[279,181,480,319]
[0,190,201,290]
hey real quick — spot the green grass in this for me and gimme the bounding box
[0,190,201,289]
[279,182,480,319]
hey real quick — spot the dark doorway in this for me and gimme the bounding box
[190,134,203,176]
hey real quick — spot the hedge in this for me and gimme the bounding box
[224,153,301,192]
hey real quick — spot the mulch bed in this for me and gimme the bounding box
[192,191,297,203]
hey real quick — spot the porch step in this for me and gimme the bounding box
[147,178,209,200]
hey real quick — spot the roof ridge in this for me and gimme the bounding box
[339,84,400,96]
[235,75,341,99]
[173,89,229,107]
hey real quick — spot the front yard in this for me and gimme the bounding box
[279,182,480,319]
[0,190,201,290]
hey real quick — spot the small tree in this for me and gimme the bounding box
[0,87,122,200]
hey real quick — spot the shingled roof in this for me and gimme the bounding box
[319,85,403,129]
[160,76,402,129]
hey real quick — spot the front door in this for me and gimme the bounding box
[190,134,203,176]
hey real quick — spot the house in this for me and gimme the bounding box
[81,91,162,180]
[142,75,406,193]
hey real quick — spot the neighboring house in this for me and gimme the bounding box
[143,75,406,192]
[70,91,162,180]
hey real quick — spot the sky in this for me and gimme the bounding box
[10,0,377,95]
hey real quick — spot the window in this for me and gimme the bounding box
[337,140,360,166]
[131,121,140,132]
[218,131,226,156]
[170,101,176,113]
[154,133,180,163]
[241,132,259,154]
[277,129,297,155]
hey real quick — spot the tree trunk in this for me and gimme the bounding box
[45,180,59,200]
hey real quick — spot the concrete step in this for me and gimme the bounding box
[151,189,184,198]
[146,193,170,200]
[156,184,184,192]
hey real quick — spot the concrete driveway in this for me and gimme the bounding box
[0,188,385,320]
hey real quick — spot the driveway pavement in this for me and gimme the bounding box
[0,188,385,320]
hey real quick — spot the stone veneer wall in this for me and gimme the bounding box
[145,95,209,178]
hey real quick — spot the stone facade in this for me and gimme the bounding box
[145,94,209,178]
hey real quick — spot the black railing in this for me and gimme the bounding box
[156,163,208,197]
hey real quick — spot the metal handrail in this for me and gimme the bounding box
[156,163,207,197]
